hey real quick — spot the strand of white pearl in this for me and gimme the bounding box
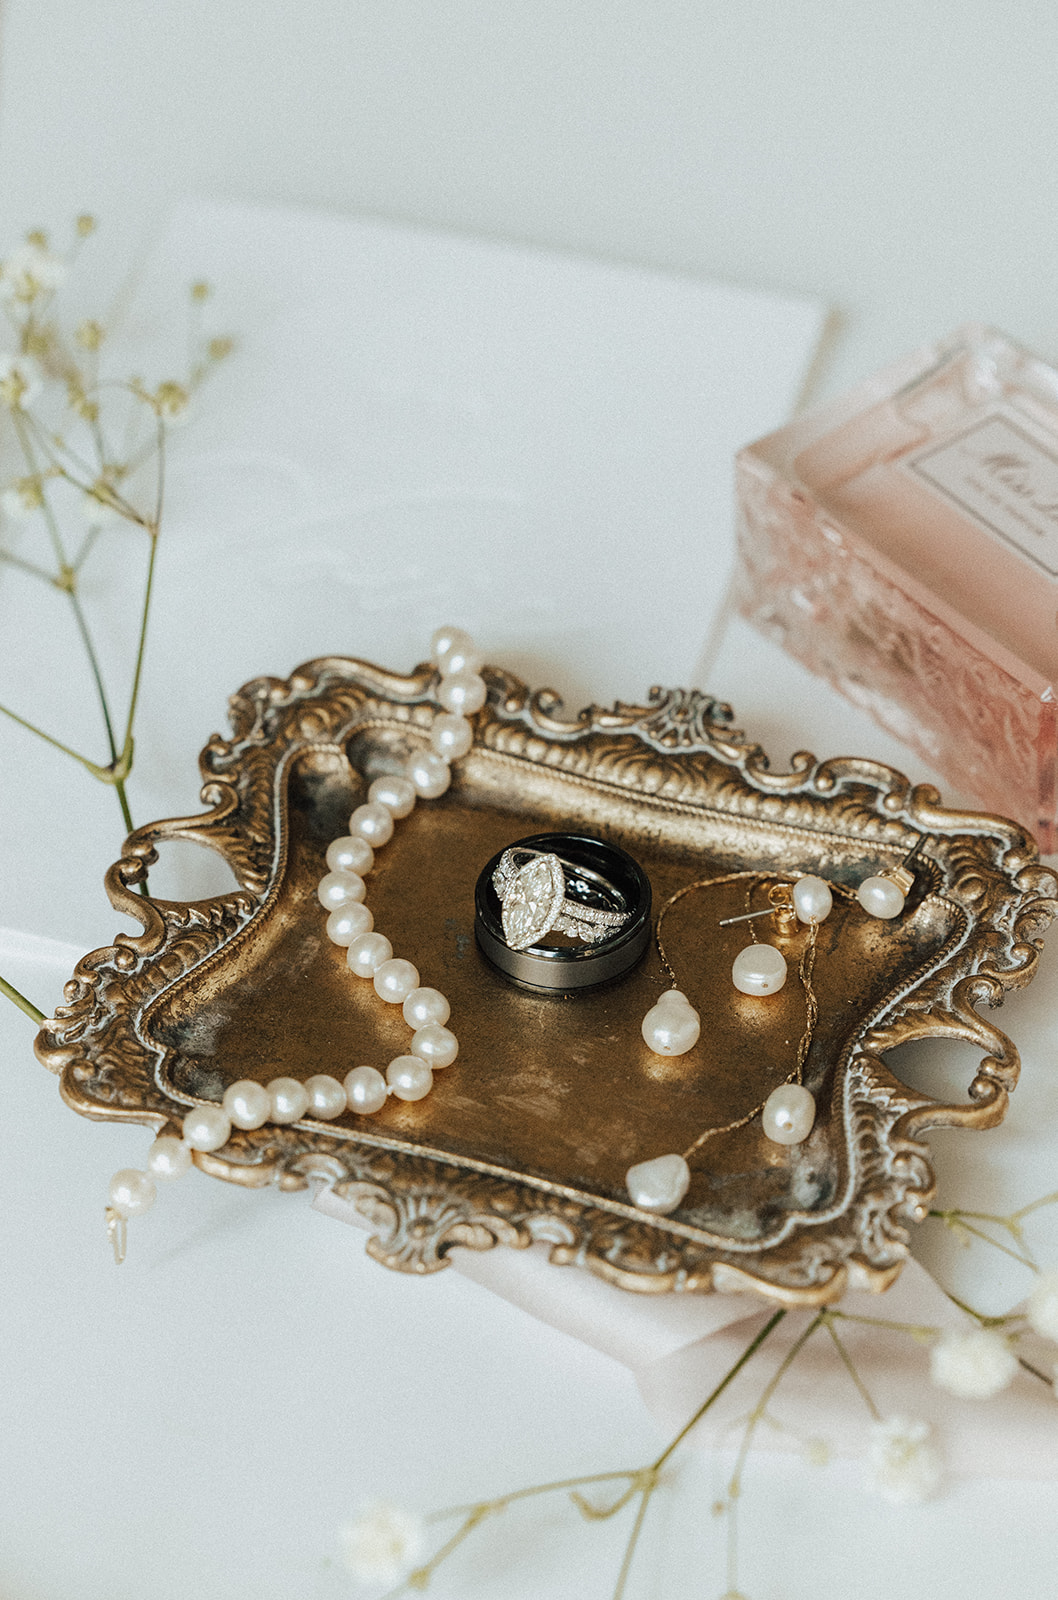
[105,627,485,1253]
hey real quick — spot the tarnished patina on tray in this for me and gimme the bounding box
[35,656,1057,1304]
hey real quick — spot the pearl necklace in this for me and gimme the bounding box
[105,626,484,1262]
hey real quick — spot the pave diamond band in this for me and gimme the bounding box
[475,833,652,993]
[492,847,631,951]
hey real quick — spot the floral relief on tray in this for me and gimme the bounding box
[35,654,1057,1305]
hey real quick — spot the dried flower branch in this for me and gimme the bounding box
[0,218,232,1021]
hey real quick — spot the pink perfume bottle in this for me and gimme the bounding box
[735,324,1058,850]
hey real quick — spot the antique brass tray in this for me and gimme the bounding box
[36,655,1057,1305]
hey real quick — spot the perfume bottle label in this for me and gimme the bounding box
[906,411,1058,578]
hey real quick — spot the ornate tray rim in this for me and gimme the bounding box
[35,657,1058,1306]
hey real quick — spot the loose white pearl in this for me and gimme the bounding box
[431,624,474,667]
[267,1077,310,1124]
[326,903,374,946]
[410,1022,459,1068]
[348,802,395,846]
[761,1083,816,1145]
[326,835,374,876]
[368,774,417,819]
[347,931,393,977]
[625,1153,691,1214]
[402,986,450,1028]
[373,957,420,1003]
[732,943,788,995]
[857,874,905,919]
[304,1074,348,1119]
[222,1079,272,1130]
[437,670,487,715]
[344,1064,388,1114]
[442,642,484,676]
[430,712,474,761]
[316,870,366,911]
[792,874,833,924]
[387,1054,434,1101]
[182,1104,232,1151]
[108,1168,157,1216]
[146,1136,192,1181]
[641,994,700,1055]
[407,749,451,798]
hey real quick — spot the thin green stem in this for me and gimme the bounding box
[13,413,121,765]
[943,1217,1037,1270]
[0,548,58,585]
[114,775,135,837]
[431,1469,643,1522]
[0,972,45,1023]
[723,1313,825,1597]
[653,1307,788,1473]
[830,1310,937,1340]
[611,1479,654,1600]
[823,1315,881,1421]
[122,422,165,753]
[0,697,108,773]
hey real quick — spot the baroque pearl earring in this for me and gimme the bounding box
[104,626,484,1262]
[627,870,839,1216]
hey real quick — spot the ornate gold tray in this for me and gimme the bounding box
[36,656,1057,1305]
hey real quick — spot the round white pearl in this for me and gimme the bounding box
[373,957,420,1003]
[348,802,395,846]
[430,712,474,761]
[344,1064,388,1114]
[792,874,833,924]
[223,1079,272,1129]
[402,986,450,1028]
[431,624,475,667]
[411,1022,459,1068]
[857,874,905,919]
[316,870,366,911]
[386,1054,434,1102]
[761,1083,816,1145]
[732,943,788,995]
[108,1168,157,1216]
[407,750,451,799]
[368,774,417,819]
[347,931,393,977]
[182,1104,232,1151]
[326,903,374,946]
[146,1135,192,1181]
[625,1153,691,1214]
[442,642,484,676]
[267,1077,310,1124]
[326,835,375,876]
[304,1074,348,1119]
[641,994,700,1055]
[437,670,487,715]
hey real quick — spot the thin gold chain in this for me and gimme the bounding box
[652,871,853,1162]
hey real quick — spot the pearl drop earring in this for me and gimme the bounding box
[104,626,484,1261]
[628,870,839,1216]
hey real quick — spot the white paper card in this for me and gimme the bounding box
[0,195,823,954]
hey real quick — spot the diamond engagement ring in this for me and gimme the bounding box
[475,833,652,993]
[492,847,632,951]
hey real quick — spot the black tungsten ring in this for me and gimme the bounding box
[474,832,651,993]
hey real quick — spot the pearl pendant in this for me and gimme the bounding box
[792,874,833,924]
[761,1083,816,1145]
[625,1153,691,1214]
[640,989,700,1055]
[857,874,905,919]
[732,942,787,995]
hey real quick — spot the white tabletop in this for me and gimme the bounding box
[1,10,1057,1599]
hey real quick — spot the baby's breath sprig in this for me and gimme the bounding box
[0,220,233,1023]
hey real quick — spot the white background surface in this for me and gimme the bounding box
[2,8,1058,1600]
